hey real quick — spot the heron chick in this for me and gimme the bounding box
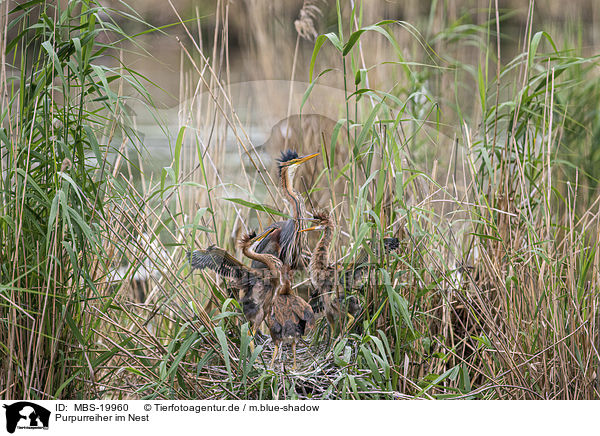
[301,209,362,331]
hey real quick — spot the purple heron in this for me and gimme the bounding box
[188,230,278,341]
[251,150,318,270]
[301,210,362,330]
[266,264,315,369]
[240,230,315,369]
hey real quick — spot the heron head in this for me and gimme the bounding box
[299,209,331,232]
[239,227,276,249]
[277,150,319,179]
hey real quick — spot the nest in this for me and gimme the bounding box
[252,325,366,400]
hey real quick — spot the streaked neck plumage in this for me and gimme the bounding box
[280,166,306,221]
[277,266,293,296]
[310,219,333,281]
[241,241,282,279]
[280,165,307,265]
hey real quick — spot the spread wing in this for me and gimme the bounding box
[188,246,256,287]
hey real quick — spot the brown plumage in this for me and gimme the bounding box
[266,264,315,368]
[251,150,318,270]
[303,209,362,331]
[187,231,279,338]
[238,230,282,338]
[240,230,316,368]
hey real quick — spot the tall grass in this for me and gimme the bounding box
[0,0,121,398]
[0,0,224,399]
[2,0,599,400]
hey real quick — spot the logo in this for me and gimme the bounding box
[3,402,50,434]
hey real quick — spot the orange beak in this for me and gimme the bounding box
[294,152,319,165]
[299,225,320,233]
[251,227,276,243]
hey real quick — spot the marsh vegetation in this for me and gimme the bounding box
[1,0,599,399]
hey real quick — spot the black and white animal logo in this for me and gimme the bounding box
[3,402,50,434]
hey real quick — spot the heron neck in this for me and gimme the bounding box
[311,223,333,272]
[280,170,306,222]
[277,276,293,295]
[242,245,279,275]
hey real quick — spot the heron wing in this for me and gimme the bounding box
[276,219,297,264]
[188,246,256,286]
[290,296,315,329]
